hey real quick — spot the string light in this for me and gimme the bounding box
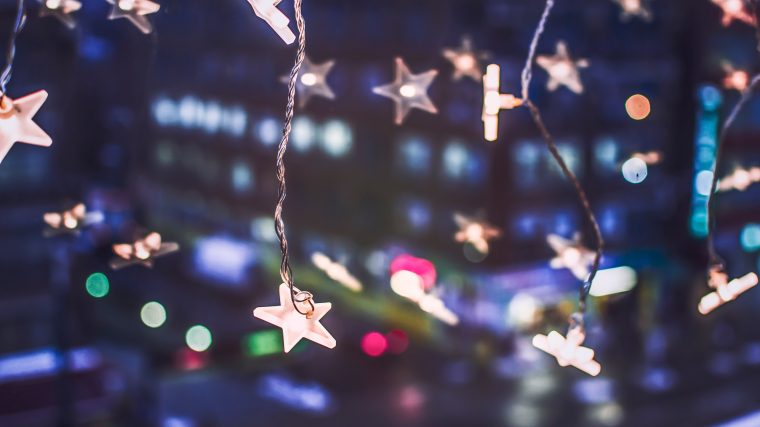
[373,57,438,125]
[43,203,103,236]
[0,91,52,165]
[722,62,750,92]
[246,0,296,44]
[441,36,487,82]
[281,55,336,108]
[711,0,755,26]
[106,0,160,34]
[39,0,81,29]
[453,212,502,255]
[110,231,179,269]
[699,271,758,315]
[532,322,601,376]
[481,64,523,142]
[547,233,595,281]
[612,0,652,21]
[717,166,760,192]
[536,41,589,94]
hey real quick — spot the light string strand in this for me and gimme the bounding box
[519,0,604,320]
[274,0,313,316]
[0,0,26,98]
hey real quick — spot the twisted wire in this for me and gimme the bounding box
[0,0,26,98]
[520,0,554,100]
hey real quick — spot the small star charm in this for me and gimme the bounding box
[0,91,52,166]
[110,231,179,269]
[246,0,296,44]
[699,268,758,315]
[547,233,595,281]
[106,0,161,34]
[39,0,82,29]
[482,64,523,142]
[711,0,755,26]
[537,41,589,94]
[43,203,102,237]
[533,325,601,376]
[280,56,336,108]
[253,283,337,353]
[453,213,502,255]
[373,57,438,125]
[722,62,750,92]
[612,0,652,21]
[442,36,487,82]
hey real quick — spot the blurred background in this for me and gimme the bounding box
[2,0,760,426]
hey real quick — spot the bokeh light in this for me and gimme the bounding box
[85,273,110,298]
[621,157,648,184]
[386,329,409,354]
[740,224,760,252]
[140,301,167,328]
[185,325,213,352]
[361,332,388,357]
[625,94,651,120]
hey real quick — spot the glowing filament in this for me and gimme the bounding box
[482,64,523,142]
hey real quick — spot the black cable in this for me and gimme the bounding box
[0,0,26,98]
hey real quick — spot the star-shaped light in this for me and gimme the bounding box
[39,0,82,29]
[718,166,760,192]
[722,62,750,92]
[43,203,103,237]
[106,0,160,34]
[631,150,662,165]
[311,252,362,292]
[253,283,336,352]
[482,64,523,142]
[453,213,502,255]
[536,41,589,95]
[373,57,438,125]
[699,269,758,315]
[442,36,487,82]
[612,0,652,21]
[280,56,335,108]
[533,326,601,376]
[246,0,296,44]
[547,233,595,281]
[711,0,756,26]
[0,91,52,166]
[110,231,179,269]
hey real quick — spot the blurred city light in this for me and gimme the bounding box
[386,329,409,354]
[740,224,760,252]
[86,272,110,298]
[185,325,213,352]
[257,374,333,413]
[140,301,167,328]
[321,120,353,157]
[621,157,648,183]
[361,332,388,357]
[589,266,638,297]
[243,330,283,357]
[193,236,256,286]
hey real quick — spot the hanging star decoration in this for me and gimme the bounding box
[711,0,756,26]
[442,36,488,82]
[698,268,758,315]
[280,56,336,108]
[482,64,523,142]
[533,323,601,376]
[612,0,652,21]
[110,231,179,269]
[373,57,438,125]
[0,91,52,166]
[106,0,160,34]
[253,283,337,352]
[631,150,662,165]
[722,62,750,93]
[43,203,103,237]
[246,0,296,44]
[536,41,589,95]
[39,0,82,29]
[718,166,760,192]
[547,233,596,281]
[453,213,502,255]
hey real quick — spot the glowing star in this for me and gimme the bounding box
[536,41,589,94]
[280,56,335,108]
[722,62,750,92]
[0,91,52,165]
[43,203,103,237]
[718,166,760,192]
[711,0,755,26]
[110,232,179,269]
[453,213,502,255]
[631,150,662,165]
[253,283,336,352]
[373,57,438,125]
[311,252,362,292]
[533,326,601,376]
[442,36,487,82]
[39,0,82,29]
[246,0,296,44]
[612,0,652,21]
[482,64,523,142]
[547,233,595,281]
[106,0,160,34]
[699,270,758,315]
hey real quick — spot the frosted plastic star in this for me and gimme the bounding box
[106,0,160,34]
[547,233,595,281]
[442,36,487,82]
[280,56,335,108]
[39,0,82,29]
[533,326,601,376]
[373,57,438,125]
[612,0,652,21]
[453,213,502,255]
[711,0,755,26]
[253,283,336,352]
[536,41,589,94]
[0,91,52,166]
[699,270,758,315]
[246,0,296,44]
[110,231,179,269]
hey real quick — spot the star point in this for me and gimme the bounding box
[106,0,160,34]
[537,41,589,95]
[39,0,82,29]
[373,57,438,125]
[281,56,336,108]
[0,90,52,166]
[442,36,488,82]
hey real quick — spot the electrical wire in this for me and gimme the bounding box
[0,0,27,98]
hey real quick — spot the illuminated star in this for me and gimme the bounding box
[453,213,502,255]
[612,0,652,21]
[0,91,52,166]
[110,231,179,269]
[106,0,160,34]
[718,166,760,192]
[482,64,523,142]
[442,36,487,82]
[722,62,750,92]
[280,56,335,108]
[39,0,82,29]
[246,0,296,44]
[373,57,438,125]
[533,326,601,376]
[253,283,336,352]
[536,41,589,94]
[631,151,662,165]
[547,233,595,281]
[711,0,755,26]
[699,269,758,315]
[43,203,103,237]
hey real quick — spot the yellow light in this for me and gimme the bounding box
[399,84,417,98]
[46,0,61,9]
[625,94,650,120]
[300,72,317,87]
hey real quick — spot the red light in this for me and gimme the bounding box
[389,254,436,290]
[386,329,409,354]
[175,347,207,370]
[361,332,388,357]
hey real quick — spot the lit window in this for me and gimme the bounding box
[223,107,247,138]
[320,120,353,157]
[402,198,431,230]
[594,137,618,173]
[442,142,468,179]
[257,117,280,146]
[203,102,222,134]
[398,136,431,174]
